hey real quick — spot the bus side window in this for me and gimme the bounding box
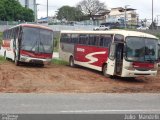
[79,34,88,45]
[100,37,104,46]
[71,34,79,44]
[88,34,99,46]
[61,34,71,43]
[99,35,112,47]
[88,35,93,45]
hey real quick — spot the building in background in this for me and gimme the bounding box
[88,7,138,27]
[106,7,138,25]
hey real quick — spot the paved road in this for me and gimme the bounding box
[0,93,160,114]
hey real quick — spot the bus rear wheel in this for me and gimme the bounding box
[102,64,111,78]
[69,56,75,67]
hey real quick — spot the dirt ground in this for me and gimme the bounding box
[0,61,160,93]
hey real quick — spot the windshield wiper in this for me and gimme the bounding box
[39,41,45,53]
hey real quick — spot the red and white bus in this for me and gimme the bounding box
[0,24,53,66]
[59,30,159,77]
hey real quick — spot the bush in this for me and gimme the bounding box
[51,59,68,65]
[53,36,60,52]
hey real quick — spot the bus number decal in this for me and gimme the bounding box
[77,48,85,52]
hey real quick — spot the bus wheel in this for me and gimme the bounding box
[102,64,111,78]
[69,56,75,67]
[14,55,20,66]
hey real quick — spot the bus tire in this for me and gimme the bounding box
[102,64,111,78]
[14,55,20,66]
[69,56,75,67]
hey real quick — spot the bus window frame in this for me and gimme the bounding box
[87,34,99,46]
[70,33,79,44]
[99,34,113,48]
[79,34,89,45]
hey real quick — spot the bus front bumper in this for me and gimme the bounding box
[122,68,157,77]
[20,55,52,65]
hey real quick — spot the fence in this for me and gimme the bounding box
[0,22,160,37]
[0,24,96,32]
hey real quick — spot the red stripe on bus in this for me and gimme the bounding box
[20,50,52,59]
[132,62,154,69]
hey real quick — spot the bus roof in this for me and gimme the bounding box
[60,29,158,39]
[7,24,53,31]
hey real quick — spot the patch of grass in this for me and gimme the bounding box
[51,59,68,65]
[0,56,5,63]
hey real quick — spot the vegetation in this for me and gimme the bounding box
[0,32,2,46]
[57,6,84,21]
[149,21,157,30]
[0,56,5,63]
[0,0,34,22]
[51,59,68,65]
[77,0,107,21]
[53,36,59,52]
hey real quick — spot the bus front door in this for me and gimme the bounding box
[107,43,123,76]
[107,43,116,75]
[115,43,124,75]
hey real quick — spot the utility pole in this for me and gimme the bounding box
[124,5,130,29]
[34,0,36,22]
[152,0,154,30]
[35,3,40,23]
[47,0,48,19]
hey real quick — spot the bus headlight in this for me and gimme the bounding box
[151,64,158,71]
[124,64,135,71]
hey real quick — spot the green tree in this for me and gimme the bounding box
[0,0,34,22]
[77,0,107,21]
[57,6,84,21]
[22,8,34,22]
[0,0,6,21]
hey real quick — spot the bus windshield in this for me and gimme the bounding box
[126,37,158,62]
[21,27,53,54]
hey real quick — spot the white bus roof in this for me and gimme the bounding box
[60,29,158,39]
[6,24,53,31]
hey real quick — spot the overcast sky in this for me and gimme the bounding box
[37,0,160,21]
